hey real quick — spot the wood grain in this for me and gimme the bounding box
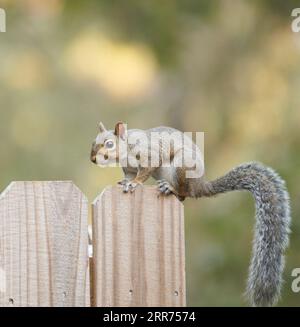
[92,185,186,307]
[0,181,90,307]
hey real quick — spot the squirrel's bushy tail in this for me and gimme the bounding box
[202,162,291,306]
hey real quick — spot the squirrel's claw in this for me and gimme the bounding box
[122,180,139,193]
[118,178,129,186]
[157,180,174,195]
[157,180,185,201]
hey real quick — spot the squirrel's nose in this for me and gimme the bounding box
[91,154,97,164]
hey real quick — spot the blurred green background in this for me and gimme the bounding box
[0,0,299,306]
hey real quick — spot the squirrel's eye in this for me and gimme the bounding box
[105,140,115,149]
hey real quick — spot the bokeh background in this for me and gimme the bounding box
[0,0,299,306]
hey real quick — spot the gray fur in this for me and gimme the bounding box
[202,162,291,307]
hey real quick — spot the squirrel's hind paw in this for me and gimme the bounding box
[157,180,175,195]
[157,180,185,201]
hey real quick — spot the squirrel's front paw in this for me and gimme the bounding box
[118,178,129,186]
[122,180,140,193]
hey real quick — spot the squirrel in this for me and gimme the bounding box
[90,121,291,307]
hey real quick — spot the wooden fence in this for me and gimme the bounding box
[0,182,185,307]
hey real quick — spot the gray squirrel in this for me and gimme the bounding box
[90,122,291,307]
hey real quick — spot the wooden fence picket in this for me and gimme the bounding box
[92,185,186,307]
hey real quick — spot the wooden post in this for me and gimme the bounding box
[0,181,90,307]
[92,185,186,307]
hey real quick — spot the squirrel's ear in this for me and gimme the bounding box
[114,122,127,140]
[98,122,107,133]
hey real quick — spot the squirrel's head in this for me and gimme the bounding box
[90,121,127,166]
